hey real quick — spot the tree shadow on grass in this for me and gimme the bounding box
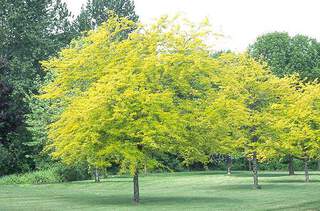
[202,183,303,191]
[263,179,320,183]
[229,172,320,178]
[63,194,240,206]
[148,171,229,177]
[266,200,320,211]
[98,179,132,184]
[231,173,290,178]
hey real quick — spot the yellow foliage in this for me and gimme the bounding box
[41,15,219,173]
[41,14,320,173]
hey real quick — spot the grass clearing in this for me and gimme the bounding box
[0,171,319,210]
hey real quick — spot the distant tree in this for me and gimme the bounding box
[0,0,75,174]
[249,32,320,80]
[74,0,138,33]
[25,94,58,168]
[248,32,291,76]
[287,35,320,79]
[0,80,18,176]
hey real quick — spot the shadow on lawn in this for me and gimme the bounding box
[98,179,132,184]
[266,200,320,211]
[147,171,229,177]
[155,171,320,178]
[202,183,303,191]
[64,194,239,206]
[263,179,320,183]
[231,173,290,178]
[229,172,320,178]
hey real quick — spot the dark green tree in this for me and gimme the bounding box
[74,0,138,33]
[287,35,320,79]
[0,0,75,174]
[249,32,320,80]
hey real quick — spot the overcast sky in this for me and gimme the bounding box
[64,0,320,52]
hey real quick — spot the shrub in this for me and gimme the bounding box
[0,163,91,185]
[55,163,91,182]
[0,167,61,185]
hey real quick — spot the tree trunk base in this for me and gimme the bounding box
[288,155,294,176]
[253,185,262,189]
[227,155,232,175]
[227,168,231,175]
[133,170,140,203]
[248,159,252,171]
[94,167,100,183]
[304,159,310,183]
[252,152,261,189]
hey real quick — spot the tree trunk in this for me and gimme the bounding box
[226,155,232,175]
[288,155,294,175]
[94,167,100,183]
[144,163,147,175]
[133,169,140,203]
[304,159,309,183]
[248,158,252,171]
[252,152,261,189]
[318,160,320,171]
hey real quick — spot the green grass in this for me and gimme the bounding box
[0,171,320,211]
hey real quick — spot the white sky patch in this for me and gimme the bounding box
[64,0,320,52]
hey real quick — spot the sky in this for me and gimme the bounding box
[64,0,320,52]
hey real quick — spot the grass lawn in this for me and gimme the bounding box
[0,171,320,211]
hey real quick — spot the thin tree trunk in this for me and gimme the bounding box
[304,159,309,183]
[133,169,140,203]
[248,158,252,171]
[318,160,320,171]
[144,163,147,175]
[288,155,294,176]
[94,167,100,183]
[252,152,261,189]
[227,155,232,175]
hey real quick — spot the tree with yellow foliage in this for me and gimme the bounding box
[269,81,320,182]
[201,53,301,189]
[40,15,221,203]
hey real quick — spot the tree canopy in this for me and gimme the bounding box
[40,15,223,201]
[74,0,138,33]
[249,32,320,80]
